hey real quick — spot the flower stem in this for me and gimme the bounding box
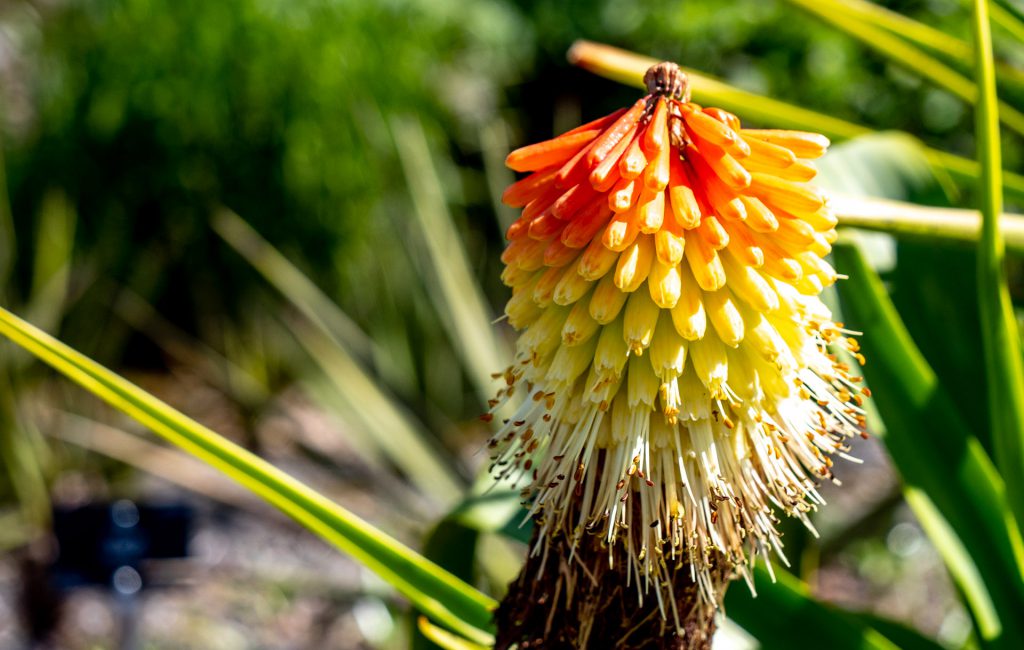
[971,0,1024,581]
[494,493,726,650]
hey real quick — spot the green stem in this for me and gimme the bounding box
[972,0,1024,576]
[831,194,1024,254]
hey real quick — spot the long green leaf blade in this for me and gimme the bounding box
[568,40,869,140]
[390,116,510,403]
[823,0,1024,92]
[0,306,496,640]
[972,0,1024,561]
[833,240,1024,646]
[992,0,1024,39]
[0,367,51,527]
[212,208,376,362]
[833,0,973,61]
[418,617,490,650]
[785,0,1024,137]
[726,567,905,650]
[213,208,466,507]
[287,316,466,508]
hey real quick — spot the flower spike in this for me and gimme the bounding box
[490,60,869,646]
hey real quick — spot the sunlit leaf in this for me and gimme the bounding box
[971,0,1024,561]
[725,567,929,650]
[418,617,491,650]
[391,116,511,403]
[834,239,1024,646]
[0,306,496,642]
[214,209,466,507]
[784,0,1024,136]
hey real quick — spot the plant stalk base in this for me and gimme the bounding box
[494,522,728,649]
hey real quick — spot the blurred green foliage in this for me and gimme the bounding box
[4,0,528,356]
[5,0,1020,372]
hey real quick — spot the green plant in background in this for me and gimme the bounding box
[2,0,1024,648]
[4,0,529,396]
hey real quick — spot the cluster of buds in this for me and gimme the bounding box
[487,62,868,634]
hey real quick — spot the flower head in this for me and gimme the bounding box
[488,62,867,624]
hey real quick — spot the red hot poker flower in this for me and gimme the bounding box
[489,62,867,636]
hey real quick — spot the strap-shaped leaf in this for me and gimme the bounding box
[724,566,934,650]
[784,0,1024,136]
[418,617,490,650]
[833,240,1024,647]
[0,306,496,643]
[213,208,466,508]
[971,0,1024,576]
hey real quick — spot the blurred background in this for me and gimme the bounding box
[0,0,1019,648]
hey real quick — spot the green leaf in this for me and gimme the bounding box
[851,608,955,650]
[211,208,377,365]
[833,239,1024,647]
[992,0,1024,42]
[49,409,262,511]
[27,190,76,332]
[567,40,869,139]
[417,617,490,650]
[414,518,483,650]
[413,486,527,650]
[287,316,467,508]
[815,133,947,202]
[0,305,496,643]
[889,238,996,454]
[725,566,923,650]
[813,0,1024,92]
[828,0,974,62]
[972,0,1024,565]
[444,487,533,545]
[565,40,1024,203]
[815,132,1004,251]
[390,116,511,403]
[817,132,999,454]
[784,0,1024,137]
[0,366,51,528]
[213,208,466,507]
